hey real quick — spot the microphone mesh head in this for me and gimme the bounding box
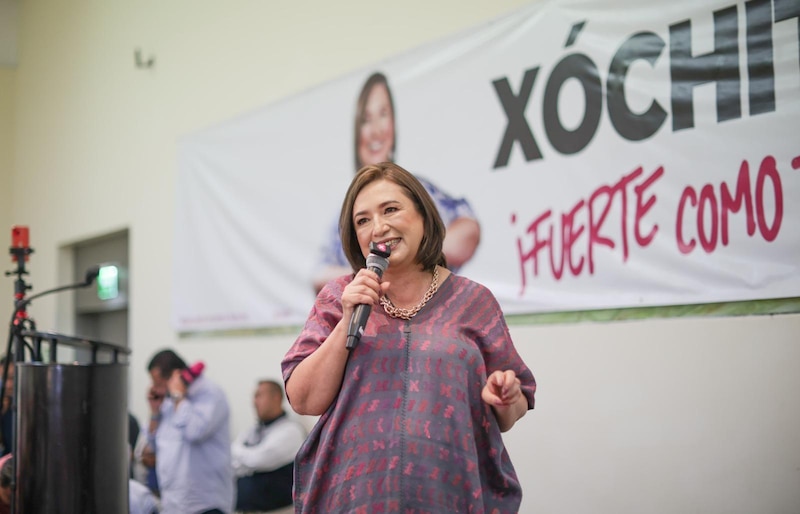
[366,253,389,276]
[85,265,101,285]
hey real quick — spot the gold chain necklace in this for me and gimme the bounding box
[380,267,440,320]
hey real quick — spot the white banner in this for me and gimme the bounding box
[173,0,800,331]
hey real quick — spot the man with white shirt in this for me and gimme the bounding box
[232,380,306,513]
[130,478,160,514]
[147,349,233,514]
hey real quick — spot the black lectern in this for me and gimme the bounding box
[13,332,129,514]
[4,226,131,514]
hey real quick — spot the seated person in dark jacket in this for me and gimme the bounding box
[231,380,306,512]
[0,454,13,514]
[0,357,14,458]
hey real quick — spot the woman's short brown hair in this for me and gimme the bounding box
[339,162,446,273]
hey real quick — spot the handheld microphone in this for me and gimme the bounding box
[345,242,391,351]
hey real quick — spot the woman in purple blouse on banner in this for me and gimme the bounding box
[283,162,536,513]
[312,71,481,293]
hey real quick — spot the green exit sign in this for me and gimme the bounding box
[97,265,119,300]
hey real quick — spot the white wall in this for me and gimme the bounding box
[0,68,12,236]
[0,0,18,67]
[5,1,799,513]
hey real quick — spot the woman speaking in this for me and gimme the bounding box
[283,162,536,513]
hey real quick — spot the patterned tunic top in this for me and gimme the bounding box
[282,273,536,514]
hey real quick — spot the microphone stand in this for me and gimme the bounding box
[3,246,99,514]
[3,245,33,514]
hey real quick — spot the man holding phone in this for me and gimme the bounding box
[147,349,233,514]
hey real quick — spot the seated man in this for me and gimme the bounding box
[0,357,15,457]
[0,454,12,514]
[232,380,306,513]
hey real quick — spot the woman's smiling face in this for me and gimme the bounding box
[357,83,395,168]
[352,179,423,270]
